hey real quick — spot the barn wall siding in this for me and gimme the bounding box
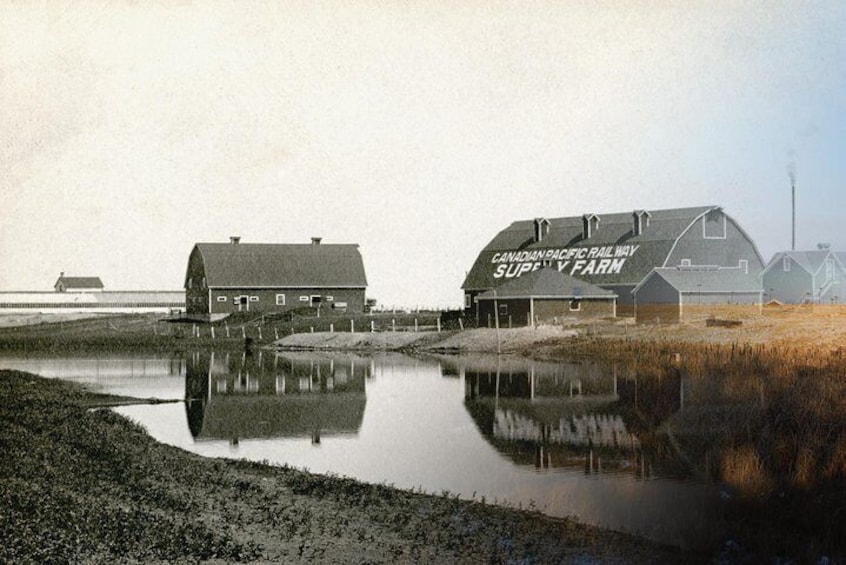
[208,288,365,315]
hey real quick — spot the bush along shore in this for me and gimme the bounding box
[0,370,688,564]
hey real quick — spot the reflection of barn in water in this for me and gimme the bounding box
[455,355,683,476]
[185,350,368,444]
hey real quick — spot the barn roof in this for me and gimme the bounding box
[634,267,763,294]
[477,268,616,300]
[54,276,104,290]
[190,242,367,288]
[462,206,751,290]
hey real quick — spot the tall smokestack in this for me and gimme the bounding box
[788,163,796,251]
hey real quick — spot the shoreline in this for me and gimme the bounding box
[1,369,688,563]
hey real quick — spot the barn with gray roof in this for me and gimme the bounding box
[185,237,367,320]
[462,206,764,318]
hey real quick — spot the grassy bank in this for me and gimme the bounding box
[0,370,686,564]
[527,337,846,562]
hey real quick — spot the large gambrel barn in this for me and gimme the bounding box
[185,237,367,320]
[462,206,765,318]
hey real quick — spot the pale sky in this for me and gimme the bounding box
[2,1,845,308]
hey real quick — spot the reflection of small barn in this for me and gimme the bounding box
[185,351,368,443]
[632,267,763,323]
[475,268,616,327]
[54,274,104,292]
[760,247,845,305]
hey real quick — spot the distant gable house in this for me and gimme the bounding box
[184,237,368,320]
[475,267,617,327]
[632,267,764,324]
[54,274,104,292]
[760,246,846,305]
[462,206,765,319]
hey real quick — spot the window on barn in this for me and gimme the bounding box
[299,296,309,302]
[498,303,508,316]
[326,296,334,301]
[276,294,286,306]
[703,210,727,239]
[464,294,471,308]
[783,256,791,272]
[249,296,259,302]
[681,259,691,267]
[739,259,748,274]
[569,299,581,311]
[217,296,227,302]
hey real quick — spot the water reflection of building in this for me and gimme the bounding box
[185,350,368,444]
[451,355,682,476]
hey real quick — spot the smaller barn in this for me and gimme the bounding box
[760,246,845,305]
[185,237,368,320]
[475,268,617,327]
[54,274,104,292]
[633,267,763,323]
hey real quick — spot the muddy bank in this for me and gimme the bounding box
[275,326,578,353]
[0,370,688,563]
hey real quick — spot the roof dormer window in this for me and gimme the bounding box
[582,214,600,239]
[632,210,651,236]
[533,218,550,243]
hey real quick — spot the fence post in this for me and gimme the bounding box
[414,318,418,332]
[437,318,441,332]
[258,327,263,341]
[241,326,246,339]
[275,328,279,340]
[371,320,375,332]
[193,324,198,338]
[392,318,396,332]
[330,323,334,333]
[351,319,355,333]
[211,326,215,339]
[225,323,230,338]
[459,317,464,330]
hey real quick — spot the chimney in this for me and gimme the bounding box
[311,237,322,245]
[582,214,599,239]
[230,236,241,245]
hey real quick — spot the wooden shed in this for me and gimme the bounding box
[632,267,763,323]
[475,267,616,327]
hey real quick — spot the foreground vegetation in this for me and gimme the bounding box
[528,337,846,563]
[0,370,686,564]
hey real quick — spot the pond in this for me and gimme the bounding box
[0,349,728,550]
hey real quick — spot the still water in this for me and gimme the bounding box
[0,349,726,550]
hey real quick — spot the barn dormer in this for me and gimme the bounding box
[533,218,550,243]
[632,210,651,236]
[582,214,600,239]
